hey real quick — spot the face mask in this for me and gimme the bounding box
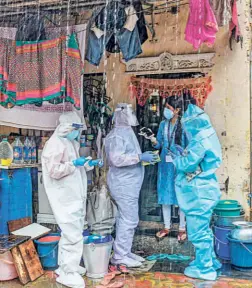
[67,130,79,141]
[163,108,174,120]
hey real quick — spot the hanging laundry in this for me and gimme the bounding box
[0,34,83,109]
[209,0,232,27]
[185,0,219,50]
[0,24,87,131]
[16,14,47,41]
[229,0,243,50]
[85,0,148,66]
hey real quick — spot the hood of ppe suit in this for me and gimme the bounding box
[181,104,212,141]
[57,111,83,138]
[114,103,139,127]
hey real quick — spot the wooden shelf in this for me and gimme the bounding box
[0,164,41,170]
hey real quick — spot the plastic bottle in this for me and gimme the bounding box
[0,138,13,166]
[12,137,23,164]
[23,137,31,164]
[30,137,37,164]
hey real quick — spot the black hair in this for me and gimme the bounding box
[165,90,196,145]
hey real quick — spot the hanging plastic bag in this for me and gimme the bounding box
[87,184,117,235]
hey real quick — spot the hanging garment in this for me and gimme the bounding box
[42,112,89,288]
[3,34,82,109]
[0,24,87,131]
[105,104,144,264]
[229,0,243,50]
[16,14,47,41]
[209,0,232,27]
[153,120,187,205]
[185,0,219,50]
[173,104,222,281]
[85,1,147,66]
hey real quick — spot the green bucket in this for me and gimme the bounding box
[214,205,241,217]
[216,200,239,209]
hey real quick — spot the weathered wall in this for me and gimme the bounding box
[84,1,251,213]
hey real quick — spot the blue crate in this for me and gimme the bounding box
[0,168,32,234]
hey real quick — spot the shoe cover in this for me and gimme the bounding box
[128,253,145,262]
[55,266,87,276]
[184,265,217,281]
[111,256,142,268]
[189,258,222,271]
[56,272,85,288]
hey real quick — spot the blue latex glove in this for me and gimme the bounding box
[139,151,158,164]
[88,159,104,168]
[72,157,89,167]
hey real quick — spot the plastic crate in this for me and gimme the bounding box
[0,168,32,234]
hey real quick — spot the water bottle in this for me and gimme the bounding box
[0,138,13,166]
[23,137,31,164]
[12,137,23,164]
[30,137,37,164]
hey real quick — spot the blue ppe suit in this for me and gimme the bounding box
[105,104,144,261]
[173,104,222,281]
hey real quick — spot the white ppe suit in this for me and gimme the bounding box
[105,104,144,262]
[42,112,91,278]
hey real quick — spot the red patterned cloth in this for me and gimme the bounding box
[129,76,213,108]
[0,34,83,109]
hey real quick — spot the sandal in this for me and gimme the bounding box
[109,264,129,274]
[156,228,170,240]
[101,273,116,286]
[177,230,187,243]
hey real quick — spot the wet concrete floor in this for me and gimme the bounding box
[1,234,252,287]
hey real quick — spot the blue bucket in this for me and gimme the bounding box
[227,236,252,268]
[34,233,60,270]
[214,226,232,260]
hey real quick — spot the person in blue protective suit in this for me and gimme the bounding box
[172,103,222,281]
[42,112,101,288]
[105,103,158,268]
[150,96,188,242]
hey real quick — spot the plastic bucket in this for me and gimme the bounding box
[34,233,60,270]
[227,236,252,268]
[214,226,232,260]
[214,206,241,217]
[0,251,18,281]
[216,200,239,209]
[83,236,113,279]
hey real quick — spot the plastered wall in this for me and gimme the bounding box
[84,1,251,214]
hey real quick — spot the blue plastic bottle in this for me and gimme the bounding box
[12,137,23,164]
[23,137,31,164]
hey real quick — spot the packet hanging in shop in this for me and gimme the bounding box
[142,150,161,166]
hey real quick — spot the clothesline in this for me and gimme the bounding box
[72,0,189,36]
[0,0,189,37]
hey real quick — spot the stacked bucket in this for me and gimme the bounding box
[213,200,244,261]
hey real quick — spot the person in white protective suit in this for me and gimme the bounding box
[105,103,159,268]
[42,111,99,288]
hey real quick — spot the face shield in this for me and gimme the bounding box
[114,104,139,127]
[57,112,84,140]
